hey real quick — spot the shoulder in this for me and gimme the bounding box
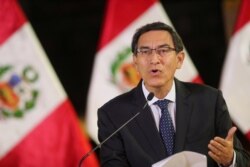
[176,80,228,114]
[177,79,220,94]
[175,79,223,101]
[99,87,137,111]
[97,87,141,125]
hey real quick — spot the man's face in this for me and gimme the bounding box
[133,30,184,91]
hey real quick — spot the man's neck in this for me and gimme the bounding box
[144,80,174,99]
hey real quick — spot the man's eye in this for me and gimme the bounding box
[141,50,150,54]
[158,49,169,53]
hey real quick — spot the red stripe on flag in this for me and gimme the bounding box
[233,0,250,33]
[0,100,99,167]
[246,131,250,141]
[191,75,203,84]
[0,0,26,45]
[98,0,156,50]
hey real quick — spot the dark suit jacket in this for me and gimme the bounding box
[98,79,250,167]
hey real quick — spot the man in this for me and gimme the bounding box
[97,22,250,167]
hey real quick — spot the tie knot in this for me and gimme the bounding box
[154,99,169,111]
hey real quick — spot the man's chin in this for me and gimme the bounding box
[145,81,165,89]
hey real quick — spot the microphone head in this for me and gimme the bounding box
[147,92,154,101]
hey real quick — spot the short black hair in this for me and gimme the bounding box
[131,22,184,54]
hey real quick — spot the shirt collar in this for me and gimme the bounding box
[142,80,176,105]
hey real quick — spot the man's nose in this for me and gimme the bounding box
[150,51,160,64]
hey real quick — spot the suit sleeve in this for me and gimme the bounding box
[97,107,130,167]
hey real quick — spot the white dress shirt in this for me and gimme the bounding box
[142,81,176,131]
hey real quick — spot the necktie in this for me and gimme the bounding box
[154,99,175,156]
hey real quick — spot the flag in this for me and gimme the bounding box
[0,0,99,166]
[86,0,202,143]
[220,0,250,141]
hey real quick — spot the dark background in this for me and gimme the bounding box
[18,0,250,148]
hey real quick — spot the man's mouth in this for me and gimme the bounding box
[151,69,160,74]
[152,69,158,72]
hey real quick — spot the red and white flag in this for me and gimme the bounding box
[220,0,250,141]
[0,0,99,166]
[86,0,202,143]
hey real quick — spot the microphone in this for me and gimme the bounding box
[78,92,154,167]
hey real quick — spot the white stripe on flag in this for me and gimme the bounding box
[0,23,65,158]
[220,22,250,135]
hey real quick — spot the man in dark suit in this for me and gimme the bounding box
[98,22,250,167]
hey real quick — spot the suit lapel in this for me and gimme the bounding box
[174,79,192,152]
[131,84,167,160]
[130,80,192,157]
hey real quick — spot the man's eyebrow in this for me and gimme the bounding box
[137,46,150,49]
[157,44,172,48]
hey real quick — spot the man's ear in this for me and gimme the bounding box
[176,51,185,69]
[133,54,138,69]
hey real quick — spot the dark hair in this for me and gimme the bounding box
[131,22,184,54]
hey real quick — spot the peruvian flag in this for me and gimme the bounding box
[86,0,202,143]
[220,0,250,141]
[0,0,99,166]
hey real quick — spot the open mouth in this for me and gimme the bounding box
[151,69,160,74]
[152,69,158,72]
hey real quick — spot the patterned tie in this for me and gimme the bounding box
[154,99,175,156]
